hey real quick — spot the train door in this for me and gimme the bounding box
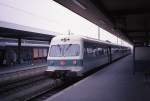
[108,46,112,63]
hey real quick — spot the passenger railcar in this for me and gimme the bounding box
[46,35,131,77]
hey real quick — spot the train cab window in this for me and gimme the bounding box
[49,45,62,57]
[64,44,80,56]
[49,44,80,57]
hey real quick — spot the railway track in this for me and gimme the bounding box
[0,65,112,101]
[28,78,80,101]
[0,65,47,85]
[0,74,63,101]
[0,65,80,101]
[0,74,47,93]
[30,62,120,101]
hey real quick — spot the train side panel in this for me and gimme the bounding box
[46,35,131,77]
[111,46,131,61]
[82,40,109,73]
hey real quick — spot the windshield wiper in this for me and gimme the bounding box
[65,44,72,52]
[62,44,72,56]
[57,44,62,55]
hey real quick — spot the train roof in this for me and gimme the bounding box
[82,36,128,48]
[53,35,82,41]
[53,35,128,48]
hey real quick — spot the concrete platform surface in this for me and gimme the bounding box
[45,55,150,101]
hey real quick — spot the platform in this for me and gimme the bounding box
[45,55,150,101]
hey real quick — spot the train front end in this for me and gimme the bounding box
[46,35,83,77]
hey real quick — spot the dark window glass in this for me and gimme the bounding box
[49,44,80,57]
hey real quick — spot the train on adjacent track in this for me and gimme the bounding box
[46,35,131,77]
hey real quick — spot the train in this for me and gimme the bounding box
[0,37,49,67]
[46,35,131,77]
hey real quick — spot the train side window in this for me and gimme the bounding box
[104,48,108,55]
[84,48,87,55]
[98,47,103,56]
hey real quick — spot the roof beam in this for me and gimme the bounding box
[110,8,150,16]
[90,0,115,25]
[0,27,53,41]
[116,28,150,33]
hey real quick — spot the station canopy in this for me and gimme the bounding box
[0,21,56,41]
[54,0,150,46]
